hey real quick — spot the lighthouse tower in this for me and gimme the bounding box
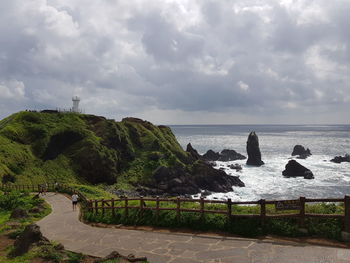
[72,96,80,113]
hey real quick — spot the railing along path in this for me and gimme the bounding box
[1,183,349,233]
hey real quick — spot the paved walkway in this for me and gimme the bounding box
[37,193,350,263]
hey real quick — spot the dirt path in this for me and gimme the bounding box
[37,193,350,263]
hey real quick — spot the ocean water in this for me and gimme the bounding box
[170,125,350,201]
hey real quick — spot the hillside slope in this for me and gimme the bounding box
[0,111,244,195]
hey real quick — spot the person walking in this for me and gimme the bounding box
[72,192,79,211]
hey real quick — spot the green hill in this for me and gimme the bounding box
[0,111,244,195]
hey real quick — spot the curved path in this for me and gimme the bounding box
[38,193,350,263]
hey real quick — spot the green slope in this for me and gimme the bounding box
[0,111,191,188]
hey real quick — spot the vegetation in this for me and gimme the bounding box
[0,111,190,191]
[84,200,344,241]
[0,190,150,263]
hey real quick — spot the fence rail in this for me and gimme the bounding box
[0,183,88,204]
[87,195,350,231]
[1,183,349,233]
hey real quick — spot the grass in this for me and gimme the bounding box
[0,111,193,191]
[0,190,120,263]
[0,190,52,262]
[62,184,117,200]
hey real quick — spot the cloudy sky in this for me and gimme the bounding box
[0,0,350,124]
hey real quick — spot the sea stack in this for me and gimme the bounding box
[291,145,311,159]
[246,131,264,166]
[282,160,314,179]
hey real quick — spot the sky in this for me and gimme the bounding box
[0,0,350,124]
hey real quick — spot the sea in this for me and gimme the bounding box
[170,125,350,201]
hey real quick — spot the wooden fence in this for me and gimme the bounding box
[1,183,349,233]
[0,183,88,204]
[87,195,350,232]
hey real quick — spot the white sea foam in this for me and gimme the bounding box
[171,125,350,201]
[207,155,350,201]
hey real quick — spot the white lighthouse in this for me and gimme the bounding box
[72,96,80,113]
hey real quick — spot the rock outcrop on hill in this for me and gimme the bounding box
[12,224,48,256]
[0,111,245,195]
[282,160,314,179]
[202,149,246,162]
[291,145,312,159]
[151,161,245,195]
[186,143,201,160]
[330,154,350,163]
[246,132,264,166]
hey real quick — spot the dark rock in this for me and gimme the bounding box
[203,149,246,162]
[151,161,245,195]
[218,149,246,161]
[10,209,28,219]
[292,145,312,159]
[228,163,243,171]
[246,131,264,166]
[202,150,220,161]
[12,224,48,256]
[192,162,245,192]
[330,154,350,163]
[282,160,314,179]
[186,143,201,160]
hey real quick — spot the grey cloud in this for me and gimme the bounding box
[0,0,349,124]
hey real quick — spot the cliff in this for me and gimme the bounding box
[0,111,244,194]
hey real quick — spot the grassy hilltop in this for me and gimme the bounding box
[0,111,188,188]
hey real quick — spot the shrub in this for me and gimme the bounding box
[1,174,15,184]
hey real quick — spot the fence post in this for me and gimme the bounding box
[299,196,306,228]
[260,199,266,226]
[95,200,98,214]
[101,199,105,216]
[140,196,144,216]
[88,201,93,212]
[176,197,181,222]
[156,196,160,222]
[111,198,115,217]
[227,198,232,221]
[124,197,129,218]
[341,195,350,241]
[200,197,204,221]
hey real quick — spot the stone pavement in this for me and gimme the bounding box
[37,193,350,263]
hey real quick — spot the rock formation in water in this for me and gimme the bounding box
[291,145,312,159]
[228,163,243,171]
[246,131,264,166]
[282,160,314,179]
[202,149,246,162]
[330,154,350,163]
